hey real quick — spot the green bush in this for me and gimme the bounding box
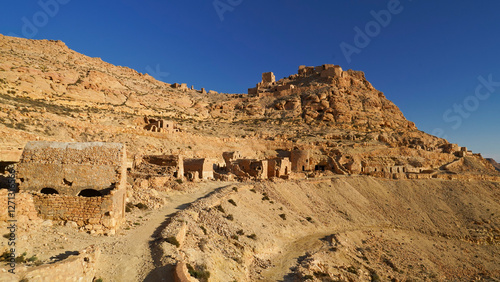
[247,234,257,240]
[236,229,244,235]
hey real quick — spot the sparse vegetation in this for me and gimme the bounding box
[200,226,207,235]
[187,264,211,280]
[250,189,256,193]
[313,271,329,278]
[226,214,234,221]
[247,233,257,240]
[165,236,180,247]
[347,265,358,275]
[279,213,287,220]
[215,205,225,213]
[370,271,381,282]
[230,234,238,240]
[135,203,148,210]
[232,187,238,192]
[175,179,183,184]
[228,199,237,206]
[306,216,313,222]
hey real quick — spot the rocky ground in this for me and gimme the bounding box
[157,176,500,281]
[0,181,234,282]
[0,34,499,281]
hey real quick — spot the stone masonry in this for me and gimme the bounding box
[15,142,127,232]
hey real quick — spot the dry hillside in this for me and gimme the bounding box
[0,34,499,282]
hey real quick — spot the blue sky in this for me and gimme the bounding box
[1,0,499,161]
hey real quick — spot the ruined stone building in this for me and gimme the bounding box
[183,158,214,180]
[222,152,268,180]
[267,157,291,178]
[290,150,312,172]
[133,154,184,179]
[16,142,127,232]
[144,117,179,133]
[248,64,344,97]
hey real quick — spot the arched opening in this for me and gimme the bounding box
[78,189,102,197]
[40,188,59,195]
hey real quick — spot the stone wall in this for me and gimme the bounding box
[184,159,213,180]
[0,245,100,282]
[291,150,311,172]
[32,189,124,231]
[14,142,126,232]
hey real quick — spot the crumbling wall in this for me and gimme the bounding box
[15,142,126,232]
[134,155,184,179]
[268,158,291,178]
[0,245,100,282]
[184,159,214,180]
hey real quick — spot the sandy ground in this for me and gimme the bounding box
[1,181,235,282]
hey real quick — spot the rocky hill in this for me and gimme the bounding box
[0,34,499,281]
[487,158,500,172]
[1,34,498,180]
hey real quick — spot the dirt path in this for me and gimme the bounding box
[95,182,234,282]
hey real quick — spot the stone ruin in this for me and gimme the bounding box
[184,158,214,181]
[133,154,184,179]
[248,64,344,97]
[15,141,127,233]
[144,116,180,133]
[221,151,292,180]
[132,154,214,182]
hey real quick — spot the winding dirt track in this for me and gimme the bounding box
[96,182,232,282]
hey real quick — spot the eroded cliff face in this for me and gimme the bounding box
[160,177,500,282]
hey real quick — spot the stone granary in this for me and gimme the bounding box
[183,158,214,180]
[267,157,291,178]
[144,116,179,133]
[16,142,127,232]
[290,150,312,172]
[133,154,184,179]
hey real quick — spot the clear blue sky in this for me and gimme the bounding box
[1,0,499,161]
